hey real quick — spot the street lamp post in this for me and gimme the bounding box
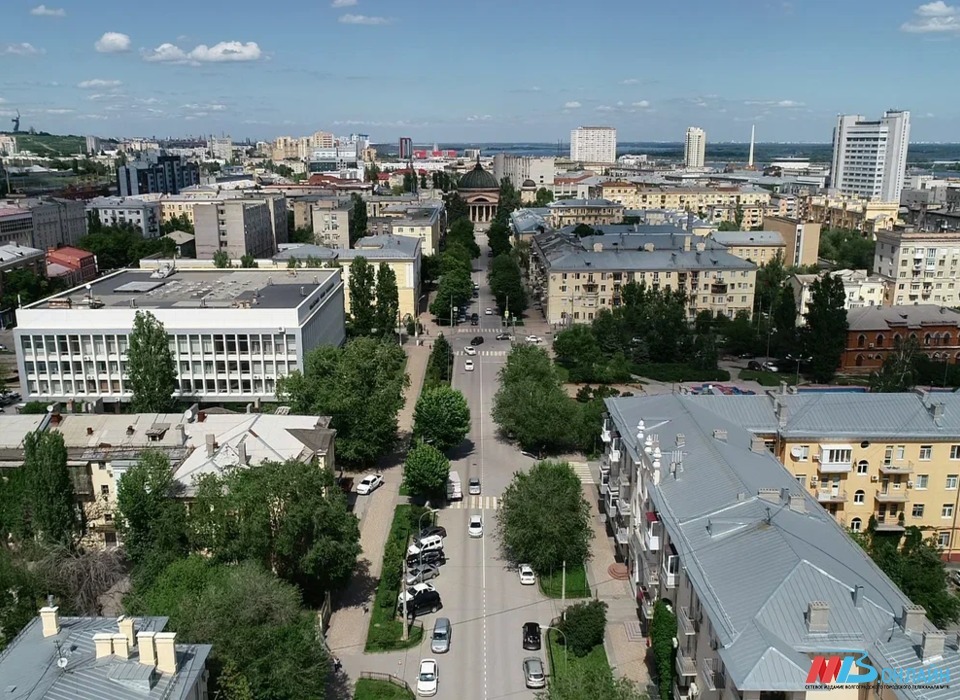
[786,354,811,386]
[542,625,568,669]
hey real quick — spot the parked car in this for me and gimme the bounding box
[762,361,780,373]
[468,477,481,495]
[407,549,446,568]
[523,622,542,651]
[523,657,546,689]
[525,335,541,344]
[398,582,436,605]
[408,534,444,557]
[355,473,384,495]
[417,659,439,697]
[401,588,442,617]
[430,617,452,654]
[471,312,479,323]
[468,514,483,538]
[470,336,484,346]
[419,525,447,539]
[0,344,7,352]
[464,345,477,356]
[495,333,511,341]
[484,308,493,315]
[747,360,762,371]
[464,359,475,372]
[518,564,536,585]
[406,563,440,586]
[738,352,755,359]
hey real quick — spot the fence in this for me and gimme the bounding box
[358,671,414,693]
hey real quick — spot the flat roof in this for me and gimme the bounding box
[28,268,340,311]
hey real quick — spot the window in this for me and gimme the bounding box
[920,445,933,461]
[883,446,893,465]
[939,532,951,548]
[948,475,959,490]
[100,485,110,497]
[850,517,862,533]
[951,445,960,460]
[822,447,852,464]
[916,474,928,489]
[896,445,905,460]
[795,445,809,461]
[942,504,954,519]
[912,504,925,518]
[856,460,869,475]
[795,475,806,487]
[853,490,865,504]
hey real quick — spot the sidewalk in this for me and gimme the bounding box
[324,342,431,666]
[582,482,651,689]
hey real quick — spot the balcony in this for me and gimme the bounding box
[661,552,679,589]
[701,658,725,692]
[638,586,655,620]
[601,421,612,443]
[879,463,913,475]
[643,512,661,551]
[615,527,629,546]
[676,648,697,678]
[619,469,631,489]
[816,489,848,503]
[678,606,696,637]
[816,449,853,474]
[875,489,908,503]
[874,515,905,532]
[673,684,696,700]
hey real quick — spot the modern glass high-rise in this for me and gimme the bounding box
[830,110,910,202]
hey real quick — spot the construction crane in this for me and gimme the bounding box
[11,110,20,133]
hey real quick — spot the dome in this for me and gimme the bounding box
[521,179,537,189]
[458,158,499,190]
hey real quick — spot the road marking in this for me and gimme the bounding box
[571,462,596,485]
[454,350,508,357]
[479,315,488,700]
[448,496,499,510]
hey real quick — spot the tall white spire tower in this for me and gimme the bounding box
[748,125,755,169]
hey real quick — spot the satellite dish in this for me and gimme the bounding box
[57,656,68,669]
[790,446,804,459]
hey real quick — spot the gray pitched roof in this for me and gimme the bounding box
[709,230,785,247]
[847,305,960,332]
[606,393,960,697]
[0,615,210,700]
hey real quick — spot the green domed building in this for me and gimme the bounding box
[457,156,500,224]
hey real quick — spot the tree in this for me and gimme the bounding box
[497,461,592,572]
[77,223,176,270]
[487,216,512,259]
[754,254,787,316]
[819,228,876,271]
[348,256,376,336]
[0,268,67,315]
[420,173,428,190]
[717,220,739,231]
[239,254,258,268]
[722,310,758,356]
[160,213,195,235]
[128,310,177,412]
[421,254,441,289]
[493,368,579,453]
[213,250,231,268]
[349,192,367,245]
[651,600,677,700]
[572,223,596,237]
[190,459,360,598]
[535,665,647,700]
[413,386,471,453]
[289,227,313,244]
[403,442,451,499]
[425,333,452,387]
[560,599,607,656]
[22,432,78,546]
[553,325,603,382]
[374,262,400,337]
[277,338,407,466]
[445,192,469,224]
[498,177,521,215]
[447,218,480,258]
[534,187,554,206]
[803,273,848,382]
[134,557,330,700]
[772,284,798,354]
[488,253,526,318]
[0,549,45,651]
[116,451,188,566]
[429,267,472,321]
[868,338,919,392]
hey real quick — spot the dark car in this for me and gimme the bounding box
[738,352,755,359]
[419,525,448,540]
[407,549,446,568]
[470,336,484,346]
[471,314,479,325]
[523,622,541,651]
[399,588,442,617]
[496,333,511,341]
[747,360,762,371]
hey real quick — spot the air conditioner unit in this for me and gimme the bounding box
[812,454,821,462]
[907,481,914,488]
[810,476,819,485]
[870,475,879,482]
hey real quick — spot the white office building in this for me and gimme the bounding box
[86,197,161,239]
[13,267,346,405]
[570,126,617,164]
[492,154,556,187]
[684,126,706,168]
[830,110,910,202]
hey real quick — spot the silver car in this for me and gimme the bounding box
[430,617,451,654]
[523,657,546,688]
[406,563,440,586]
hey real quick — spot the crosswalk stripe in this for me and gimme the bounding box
[454,350,508,357]
[570,462,596,485]
[448,496,499,510]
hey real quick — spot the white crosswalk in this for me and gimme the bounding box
[570,462,596,485]
[448,496,499,510]
[454,350,508,357]
[454,327,505,333]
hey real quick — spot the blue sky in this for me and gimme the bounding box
[1,0,958,143]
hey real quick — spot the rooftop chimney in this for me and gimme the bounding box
[93,632,114,659]
[174,423,186,444]
[923,630,946,662]
[118,615,136,648]
[758,488,780,503]
[593,242,603,252]
[932,402,945,423]
[205,433,217,457]
[154,632,177,675]
[806,601,829,633]
[712,429,727,442]
[902,604,927,634]
[49,410,62,427]
[113,633,131,659]
[788,494,806,513]
[750,436,767,453]
[40,605,60,637]
[137,631,157,667]
[852,585,863,608]
[238,441,248,465]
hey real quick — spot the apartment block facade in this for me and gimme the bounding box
[570,126,617,164]
[684,126,706,168]
[117,155,200,197]
[843,305,960,372]
[1,197,88,250]
[492,154,556,187]
[194,199,274,259]
[807,194,899,233]
[86,197,161,239]
[708,230,785,266]
[790,268,885,325]
[593,183,771,214]
[546,198,625,228]
[874,229,960,306]
[601,392,960,700]
[831,110,910,202]
[761,216,822,267]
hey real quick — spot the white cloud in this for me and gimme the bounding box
[596,105,614,112]
[42,108,74,114]
[466,114,492,122]
[183,103,227,111]
[621,78,639,85]
[31,5,65,17]
[776,99,804,107]
[631,100,650,108]
[137,97,161,105]
[339,14,393,25]
[95,32,131,53]
[902,2,960,32]
[78,79,122,89]
[564,101,582,109]
[88,92,126,101]
[143,41,262,64]
[744,98,805,108]
[3,42,44,56]
[79,114,110,121]
[331,0,358,6]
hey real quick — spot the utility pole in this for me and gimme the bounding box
[402,546,409,641]
[561,560,566,608]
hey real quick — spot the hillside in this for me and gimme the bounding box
[1,132,86,157]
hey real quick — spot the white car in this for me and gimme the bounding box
[468,514,483,538]
[417,658,439,697]
[399,582,437,605]
[525,335,541,344]
[484,308,493,315]
[518,564,536,585]
[464,359,475,371]
[356,473,384,495]
[464,346,477,356]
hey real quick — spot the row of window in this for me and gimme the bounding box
[22,333,298,359]
[846,517,951,546]
[794,444,960,463]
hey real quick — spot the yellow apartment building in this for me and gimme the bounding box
[708,230,786,265]
[546,198,625,228]
[594,182,771,213]
[807,194,900,233]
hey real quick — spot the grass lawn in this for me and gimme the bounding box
[353,678,414,700]
[546,629,611,683]
[539,563,590,599]
[554,365,570,383]
[739,369,795,387]
[399,483,410,497]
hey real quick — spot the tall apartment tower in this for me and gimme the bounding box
[684,127,706,168]
[830,110,910,202]
[570,126,617,164]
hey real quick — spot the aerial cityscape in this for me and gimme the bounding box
[4,2,960,700]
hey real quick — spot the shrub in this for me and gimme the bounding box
[651,601,677,700]
[560,599,607,657]
[632,363,730,383]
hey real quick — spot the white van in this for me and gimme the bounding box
[408,533,444,557]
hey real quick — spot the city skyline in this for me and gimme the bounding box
[0,0,958,142]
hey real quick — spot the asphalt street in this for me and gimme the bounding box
[403,233,564,700]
